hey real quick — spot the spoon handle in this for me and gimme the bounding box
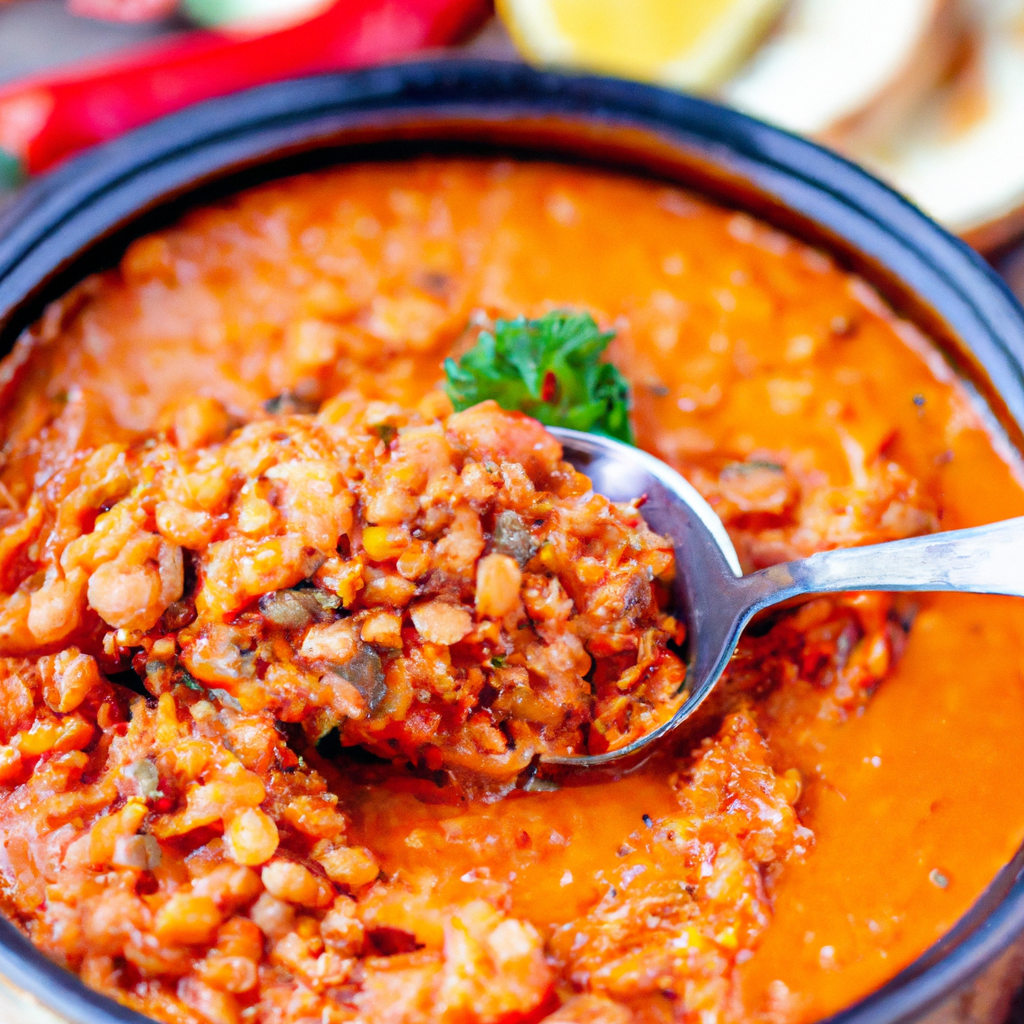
[739,515,1024,615]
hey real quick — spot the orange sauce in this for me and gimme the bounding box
[4,159,1024,1022]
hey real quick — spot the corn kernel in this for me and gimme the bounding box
[361,525,409,562]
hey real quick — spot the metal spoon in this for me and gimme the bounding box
[545,426,1024,770]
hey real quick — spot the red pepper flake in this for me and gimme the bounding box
[541,371,558,404]
[153,796,174,813]
[135,873,159,896]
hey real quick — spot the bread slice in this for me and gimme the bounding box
[723,0,957,147]
[856,0,1024,250]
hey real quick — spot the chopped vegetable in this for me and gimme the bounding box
[443,311,634,443]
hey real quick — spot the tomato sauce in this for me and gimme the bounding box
[0,159,1023,1024]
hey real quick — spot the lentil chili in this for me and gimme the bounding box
[0,159,1022,1024]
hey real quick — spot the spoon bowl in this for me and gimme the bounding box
[547,426,1024,770]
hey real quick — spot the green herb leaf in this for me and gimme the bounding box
[443,311,634,444]
[179,670,205,693]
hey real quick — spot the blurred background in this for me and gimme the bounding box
[0,0,1023,297]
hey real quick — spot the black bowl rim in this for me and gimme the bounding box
[0,58,1022,1024]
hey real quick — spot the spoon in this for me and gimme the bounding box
[544,426,1024,771]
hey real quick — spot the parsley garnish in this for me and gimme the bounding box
[443,311,634,444]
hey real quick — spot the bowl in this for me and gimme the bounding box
[0,59,1023,1024]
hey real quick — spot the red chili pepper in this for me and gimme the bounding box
[0,0,490,177]
[540,370,558,404]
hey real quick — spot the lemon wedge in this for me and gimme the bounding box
[497,0,788,91]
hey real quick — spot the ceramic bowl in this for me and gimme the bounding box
[0,59,1023,1024]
